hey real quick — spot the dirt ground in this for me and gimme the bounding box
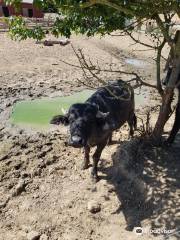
[0,32,179,240]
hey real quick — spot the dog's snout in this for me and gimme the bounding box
[72,136,83,144]
[68,135,84,147]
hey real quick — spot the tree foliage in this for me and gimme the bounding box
[5,1,180,39]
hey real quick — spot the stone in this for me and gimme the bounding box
[39,234,48,240]
[0,197,10,209]
[27,231,40,240]
[87,200,101,213]
[107,185,116,193]
[11,179,25,197]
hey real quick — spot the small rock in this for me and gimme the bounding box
[0,202,6,209]
[21,171,30,178]
[45,155,57,165]
[107,185,116,193]
[101,194,110,201]
[0,197,10,209]
[49,164,66,174]
[27,231,40,240]
[11,179,26,197]
[31,168,42,177]
[6,102,11,107]
[87,200,101,213]
[40,234,48,240]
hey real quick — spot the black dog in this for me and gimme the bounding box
[51,80,136,181]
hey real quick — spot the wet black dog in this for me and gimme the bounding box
[51,80,136,181]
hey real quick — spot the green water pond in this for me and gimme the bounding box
[10,89,147,130]
[10,90,94,129]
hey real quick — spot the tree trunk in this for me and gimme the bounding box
[152,31,180,143]
[152,88,174,142]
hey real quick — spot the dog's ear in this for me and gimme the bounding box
[50,115,69,126]
[96,110,110,119]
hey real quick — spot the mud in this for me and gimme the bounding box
[0,32,179,240]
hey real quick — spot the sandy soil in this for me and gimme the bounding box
[0,32,179,240]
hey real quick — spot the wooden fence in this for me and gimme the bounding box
[0,17,55,32]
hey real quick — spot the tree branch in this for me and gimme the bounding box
[156,38,166,96]
[81,0,135,16]
[125,30,157,49]
[60,45,157,91]
[59,58,141,77]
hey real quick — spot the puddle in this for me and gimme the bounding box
[10,90,94,130]
[125,58,147,68]
[10,89,148,130]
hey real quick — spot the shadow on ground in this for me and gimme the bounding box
[100,134,180,239]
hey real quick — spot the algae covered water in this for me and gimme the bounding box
[10,89,147,130]
[10,90,94,129]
